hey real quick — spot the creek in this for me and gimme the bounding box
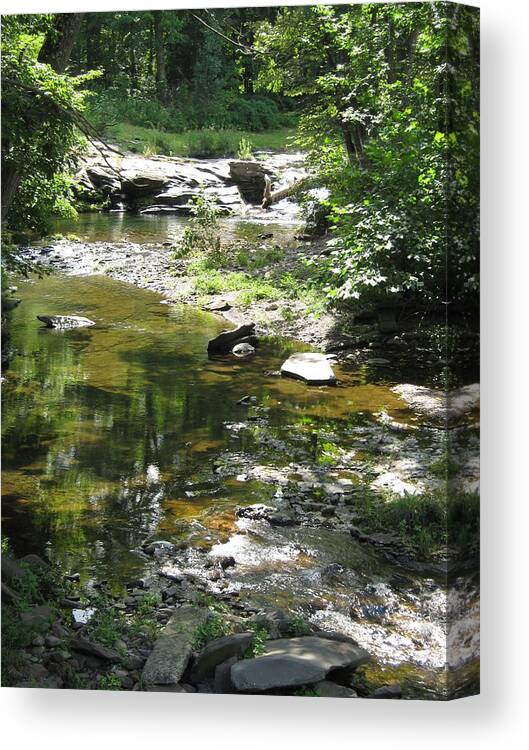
[2,173,478,699]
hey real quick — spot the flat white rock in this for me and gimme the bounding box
[280,352,336,385]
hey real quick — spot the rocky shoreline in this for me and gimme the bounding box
[2,546,400,698]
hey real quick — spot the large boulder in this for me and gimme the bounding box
[1,556,24,584]
[153,186,199,207]
[229,161,272,204]
[120,168,171,198]
[85,164,121,195]
[281,352,336,385]
[230,636,369,692]
[141,606,210,689]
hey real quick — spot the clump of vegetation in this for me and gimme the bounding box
[103,123,295,159]
[173,193,222,259]
[89,607,126,647]
[429,439,461,479]
[237,137,254,160]
[137,592,161,615]
[287,615,311,637]
[185,129,240,158]
[172,192,324,311]
[256,3,479,312]
[97,674,122,691]
[192,612,231,650]
[0,550,61,684]
[1,14,98,235]
[244,624,269,658]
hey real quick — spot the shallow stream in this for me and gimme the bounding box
[2,209,478,699]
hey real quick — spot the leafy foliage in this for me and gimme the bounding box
[192,612,231,650]
[256,2,479,309]
[1,15,97,234]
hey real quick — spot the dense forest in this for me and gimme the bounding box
[2,3,479,313]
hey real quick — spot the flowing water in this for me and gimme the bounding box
[2,212,479,699]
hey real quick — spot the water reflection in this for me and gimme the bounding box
[50,211,302,245]
[2,273,407,582]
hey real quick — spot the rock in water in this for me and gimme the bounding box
[207,323,256,354]
[229,161,271,204]
[232,342,255,358]
[280,352,336,385]
[230,636,369,692]
[37,315,95,329]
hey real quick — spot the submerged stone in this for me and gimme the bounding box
[37,315,95,329]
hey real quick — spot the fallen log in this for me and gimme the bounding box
[261,176,309,209]
[207,323,256,353]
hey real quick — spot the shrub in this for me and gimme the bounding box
[174,192,222,259]
[245,625,269,658]
[237,137,254,160]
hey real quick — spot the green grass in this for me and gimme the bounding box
[352,488,479,559]
[106,122,296,158]
[169,188,326,312]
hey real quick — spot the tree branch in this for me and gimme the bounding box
[191,12,270,56]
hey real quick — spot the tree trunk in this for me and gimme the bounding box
[153,11,167,97]
[1,167,21,222]
[262,176,309,209]
[2,13,84,222]
[129,45,138,91]
[86,15,102,69]
[38,13,84,72]
[342,125,357,166]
